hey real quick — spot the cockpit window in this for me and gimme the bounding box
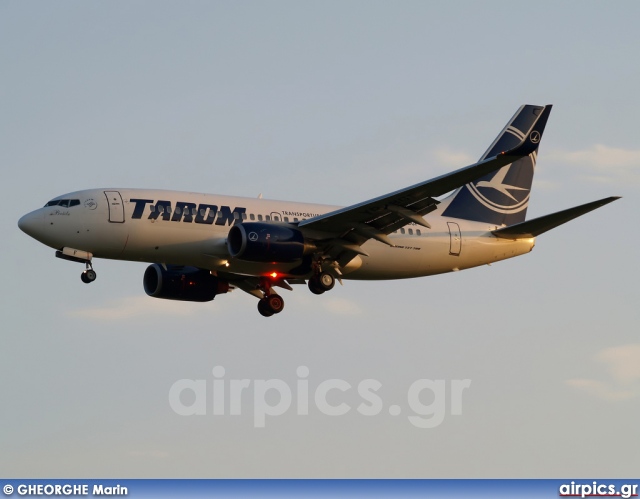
[44,199,80,207]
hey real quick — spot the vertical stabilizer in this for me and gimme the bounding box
[441,104,551,226]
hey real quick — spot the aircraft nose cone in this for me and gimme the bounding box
[18,210,43,238]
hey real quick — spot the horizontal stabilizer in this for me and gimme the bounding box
[492,196,621,239]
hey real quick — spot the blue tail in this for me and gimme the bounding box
[441,104,552,226]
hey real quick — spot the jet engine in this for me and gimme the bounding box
[227,223,315,262]
[143,264,229,302]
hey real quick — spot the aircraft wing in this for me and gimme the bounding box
[298,105,551,255]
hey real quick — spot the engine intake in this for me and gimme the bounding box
[227,223,315,262]
[143,264,229,302]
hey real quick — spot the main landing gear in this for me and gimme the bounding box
[254,266,337,317]
[257,294,285,317]
[80,262,97,284]
[256,278,285,317]
[308,271,335,295]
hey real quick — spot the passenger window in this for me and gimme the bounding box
[266,215,271,221]
[175,207,182,215]
[158,206,164,214]
[274,216,280,221]
[284,217,289,222]
[242,213,247,220]
[294,218,299,222]
[416,229,421,236]
[166,206,172,214]
[400,228,405,234]
[200,208,205,216]
[258,214,263,221]
[250,214,255,221]
[408,228,413,235]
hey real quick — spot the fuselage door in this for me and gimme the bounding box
[104,191,125,223]
[447,221,461,256]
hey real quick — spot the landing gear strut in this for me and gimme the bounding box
[256,278,285,317]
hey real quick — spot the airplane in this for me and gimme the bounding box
[18,104,620,317]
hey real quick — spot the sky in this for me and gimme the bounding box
[1,1,639,478]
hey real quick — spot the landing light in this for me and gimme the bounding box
[270,272,278,279]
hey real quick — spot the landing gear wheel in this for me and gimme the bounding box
[258,299,275,317]
[265,294,285,314]
[317,271,335,291]
[309,272,334,294]
[81,269,97,283]
[308,278,325,295]
[257,294,284,316]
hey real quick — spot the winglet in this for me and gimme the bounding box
[492,196,621,239]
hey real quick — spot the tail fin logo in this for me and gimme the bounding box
[530,131,541,144]
[466,154,534,214]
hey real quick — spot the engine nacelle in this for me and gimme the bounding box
[143,264,229,302]
[227,223,315,262]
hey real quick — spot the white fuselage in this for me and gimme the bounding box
[20,188,535,280]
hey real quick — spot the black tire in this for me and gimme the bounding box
[85,269,97,282]
[258,299,274,317]
[81,272,90,284]
[318,271,335,291]
[266,294,285,314]
[308,278,325,295]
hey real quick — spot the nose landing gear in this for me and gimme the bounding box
[81,262,97,283]
[55,248,97,284]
